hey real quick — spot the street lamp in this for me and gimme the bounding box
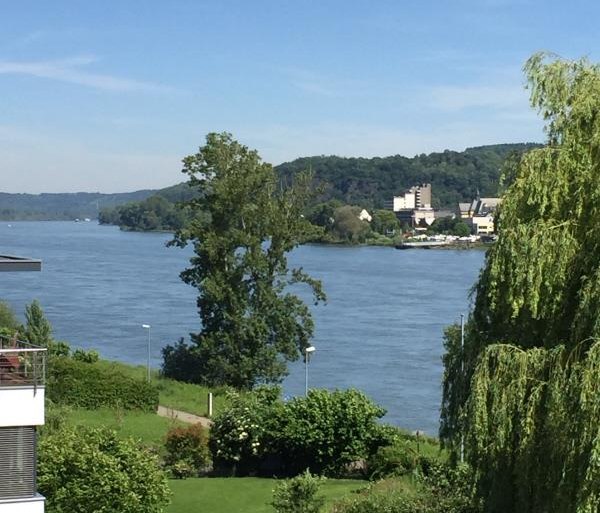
[142,324,151,382]
[304,345,316,396]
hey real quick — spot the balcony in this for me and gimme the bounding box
[0,337,46,427]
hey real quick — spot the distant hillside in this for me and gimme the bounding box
[277,143,541,209]
[0,190,157,221]
[2,143,541,224]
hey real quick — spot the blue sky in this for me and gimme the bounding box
[1,0,599,192]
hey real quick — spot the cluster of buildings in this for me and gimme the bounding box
[457,196,502,235]
[386,183,502,235]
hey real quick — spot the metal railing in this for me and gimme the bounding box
[0,336,46,387]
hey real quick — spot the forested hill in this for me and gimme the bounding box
[277,143,541,209]
[0,190,155,221]
[1,143,539,222]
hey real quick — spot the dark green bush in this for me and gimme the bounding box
[275,389,387,476]
[161,338,204,383]
[72,348,100,364]
[47,357,158,412]
[164,423,210,477]
[210,387,387,477]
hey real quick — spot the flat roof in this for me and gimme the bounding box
[0,255,41,272]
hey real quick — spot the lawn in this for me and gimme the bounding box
[94,359,230,416]
[167,477,367,513]
[65,407,185,446]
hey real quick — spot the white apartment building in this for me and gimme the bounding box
[0,255,45,513]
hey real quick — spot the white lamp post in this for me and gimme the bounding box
[304,345,316,396]
[142,324,151,382]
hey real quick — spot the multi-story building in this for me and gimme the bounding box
[388,183,434,227]
[0,254,45,513]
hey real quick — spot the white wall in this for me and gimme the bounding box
[0,496,44,513]
[0,388,44,427]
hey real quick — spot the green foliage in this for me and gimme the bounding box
[332,463,480,513]
[161,338,204,383]
[371,209,400,236]
[271,470,326,513]
[278,144,539,210]
[99,194,197,232]
[441,53,600,512]
[275,389,387,476]
[47,357,159,412]
[210,386,282,474]
[0,301,20,331]
[331,206,371,243]
[210,387,386,477]
[428,216,471,236]
[72,348,100,363]
[167,132,325,389]
[24,299,52,346]
[38,426,171,513]
[164,423,211,478]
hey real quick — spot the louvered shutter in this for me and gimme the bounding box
[0,426,36,499]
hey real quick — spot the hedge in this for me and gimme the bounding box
[47,357,159,412]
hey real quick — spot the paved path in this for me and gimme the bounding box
[157,405,213,428]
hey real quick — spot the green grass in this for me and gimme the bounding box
[167,477,367,513]
[94,359,230,417]
[65,407,185,447]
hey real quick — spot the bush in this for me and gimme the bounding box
[275,389,387,476]
[209,387,387,477]
[209,386,282,475]
[72,348,100,364]
[271,470,326,513]
[164,423,210,477]
[38,426,171,513]
[367,431,443,480]
[47,357,159,412]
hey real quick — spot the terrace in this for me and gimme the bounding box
[0,336,46,388]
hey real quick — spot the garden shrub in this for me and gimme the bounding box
[210,387,388,477]
[164,423,210,477]
[209,386,283,475]
[271,470,325,513]
[38,426,171,513]
[47,356,159,411]
[367,431,443,480]
[275,389,387,476]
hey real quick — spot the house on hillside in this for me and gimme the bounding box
[0,254,46,513]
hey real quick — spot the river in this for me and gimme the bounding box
[0,221,485,434]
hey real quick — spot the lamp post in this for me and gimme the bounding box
[304,345,315,396]
[142,324,151,382]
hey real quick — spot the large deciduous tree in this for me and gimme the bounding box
[165,132,324,389]
[441,53,600,512]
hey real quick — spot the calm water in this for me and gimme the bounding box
[0,222,484,434]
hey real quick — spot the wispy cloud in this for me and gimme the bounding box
[284,67,368,97]
[0,55,177,93]
[427,84,529,112]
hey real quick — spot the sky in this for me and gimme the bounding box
[1,0,600,193]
